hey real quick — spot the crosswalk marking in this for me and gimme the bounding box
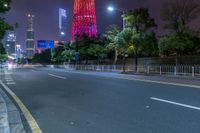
[6,82,16,85]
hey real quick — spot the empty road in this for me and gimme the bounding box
[1,67,200,133]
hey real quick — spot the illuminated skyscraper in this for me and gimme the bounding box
[15,44,22,60]
[5,31,16,55]
[72,0,97,40]
[59,8,67,41]
[26,14,35,59]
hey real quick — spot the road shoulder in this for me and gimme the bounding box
[0,88,25,133]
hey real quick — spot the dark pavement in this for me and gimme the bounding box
[1,67,200,133]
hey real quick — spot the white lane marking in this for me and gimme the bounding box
[6,82,16,85]
[0,80,43,133]
[48,73,66,79]
[151,97,200,111]
[6,79,14,82]
[31,70,36,72]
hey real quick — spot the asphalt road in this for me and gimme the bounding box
[1,67,200,133]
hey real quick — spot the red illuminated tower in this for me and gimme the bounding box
[72,0,97,40]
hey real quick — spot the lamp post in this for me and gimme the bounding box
[107,6,126,30]
[107,6,128,72]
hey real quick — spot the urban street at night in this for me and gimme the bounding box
[0,0,200,133]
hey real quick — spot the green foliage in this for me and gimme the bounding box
[0,43,6,54]
[105,25,121,64]
[0,0,12,63]
[158,33,198,56]
[78,35,107,62]
[114,28,134,53]
[0,0,11,13]
[33,49,52,64]
[123,8,157,33]
[140,32,158,56]
[0,43,7,61]
[51,46,65,63]
[121,8,158,57]
[105,25,121,49]
[0,0,12,40]
[0,18,12,40]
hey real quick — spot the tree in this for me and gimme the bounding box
[0,0,11,13]
[0,0,12,62]
[0,43,7,62]
[161,0,200,36]
[0,0,12,40]
[114,28,138,72]
[77,35,107,64]
[159,32,199,56]
[123,8,157,72]
[61,42,76,64]
[51,46,65,64]
[33,49,52,64]
[105,25,121,64]
[124,8,157,33]
[140,32,158,57]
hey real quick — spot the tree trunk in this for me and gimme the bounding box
[113,49,118,65]
[135,49,138,73]
[123,52,126,73]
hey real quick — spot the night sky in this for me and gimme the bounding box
[4,0,200,49]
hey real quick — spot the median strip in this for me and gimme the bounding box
[151,97,200,111]
[48,73,66,79]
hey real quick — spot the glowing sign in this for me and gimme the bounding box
[37,40,55,49]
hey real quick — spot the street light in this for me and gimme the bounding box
[107,6,126,29]
[107,6,114,12]
[4,3,8,8]
[60,31,65,36]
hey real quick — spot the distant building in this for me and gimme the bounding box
[26,14,35,59]
[15,44,22,59]
[59,8,67,41]
[5,31,16,55]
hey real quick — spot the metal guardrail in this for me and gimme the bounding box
[62,65,200,77]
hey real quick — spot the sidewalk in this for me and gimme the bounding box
[0,88,25,133]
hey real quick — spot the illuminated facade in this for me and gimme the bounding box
[5,31,16,55]
[72,0,97,40]
[59,8,67,41]
[26,14,35,59]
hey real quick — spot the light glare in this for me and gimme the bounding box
[108,6,114,12]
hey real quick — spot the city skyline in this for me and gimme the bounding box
[3,0,200,49]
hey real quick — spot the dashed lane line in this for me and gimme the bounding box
[48,73,67,80]
[151,97,200,111]
[0,80,43,133]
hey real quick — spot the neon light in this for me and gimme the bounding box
[72,0,97,40]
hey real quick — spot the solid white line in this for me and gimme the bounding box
[31,70,36,72]
[0,80,43,133]
[48,73,66,79]
[151,97,200,111]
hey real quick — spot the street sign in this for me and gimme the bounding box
[37,40,55,49]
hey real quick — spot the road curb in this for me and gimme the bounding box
[0,88,25,133]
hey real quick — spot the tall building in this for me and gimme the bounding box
[15,44,22,60]
[26,14,35,59]
[59,8,67,41]
[72,0,97,40]
[5,31,16,55]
